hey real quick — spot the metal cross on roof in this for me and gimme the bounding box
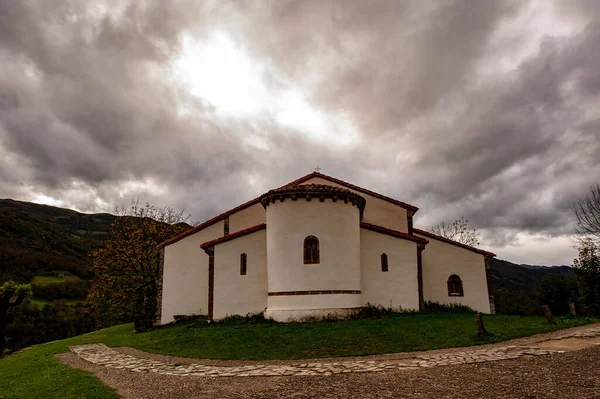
[315,166,322,173]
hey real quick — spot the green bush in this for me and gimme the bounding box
[4,300,95,354]
[350,303,398,319]
[494,289,542,315]
[538,274,579,315]
[217,312,274,326]
[423,301,475,313]
[31,280,88,300]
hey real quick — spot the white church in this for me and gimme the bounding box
[155,172,495,324]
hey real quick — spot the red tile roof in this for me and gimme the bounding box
[200,224,266,250]
[157,197,261,249]
[360,222,429,245]
[413,228,496,257]
[157,172,418,249]
[289,172,419,212]
[260,183,367,217]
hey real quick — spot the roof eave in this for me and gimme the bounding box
[413,228,496,257]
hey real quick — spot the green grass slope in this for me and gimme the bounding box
[0,313,596,399]
[0,199,115,284]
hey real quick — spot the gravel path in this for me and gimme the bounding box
[57,323,600,399]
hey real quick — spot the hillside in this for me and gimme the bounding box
[488,258,574,293]
[0,199,115,284]
[0,199,577,304]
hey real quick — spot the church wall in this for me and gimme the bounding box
[360,229,420,311]
[228,203,265,234]
[301,176,409,233]
[415,233,491,313]
[213,229,267,319]
[160,221,223,324]
[265,198,362,317]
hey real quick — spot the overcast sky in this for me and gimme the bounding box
[1,0,599,265]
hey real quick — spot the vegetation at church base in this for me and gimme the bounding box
[1,314,596,399]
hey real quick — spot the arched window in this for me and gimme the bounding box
[381,253,388,272]
[447,274,464,296]
[304,236,320,264]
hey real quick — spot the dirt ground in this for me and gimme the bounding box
[58,324,600,399]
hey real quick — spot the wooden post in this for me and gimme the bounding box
[569,303,577,316]
[579,304,591,317]
[542,305,554,324]
[476,313,486,336]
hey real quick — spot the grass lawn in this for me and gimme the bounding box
[29,298,87,307]
[31,274,83,286]
[0,313,596,399]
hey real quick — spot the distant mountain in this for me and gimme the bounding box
[0,199,576,310]
[488,258,574,295]
[520,264,570,269]
[0,199,115,284]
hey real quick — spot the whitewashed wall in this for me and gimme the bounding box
[160,221,223,324]
[415,233,491,313]
[265,198,362,317]
[229,203,265,233]
[213,229,268,319]
[360,229,420,311]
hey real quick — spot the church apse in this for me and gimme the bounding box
[261,184,366,322]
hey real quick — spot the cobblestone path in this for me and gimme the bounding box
[69,326,600,378]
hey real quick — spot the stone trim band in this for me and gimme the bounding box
[268,290,361,296]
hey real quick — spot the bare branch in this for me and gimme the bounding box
[430,216,481,246]
[573,184,600,241]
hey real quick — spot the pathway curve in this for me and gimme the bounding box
[69,325,600,378]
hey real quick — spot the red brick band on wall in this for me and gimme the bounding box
[268,290,361,296]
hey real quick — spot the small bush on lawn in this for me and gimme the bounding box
[217,312,274,326]
[423,301,475,313]
[350,303,398,319]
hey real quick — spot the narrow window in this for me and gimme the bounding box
[381,253,388,272]
[224,216,230,236]
[447,274,463,296]
[303,236,320,264]
[240,253,247,275]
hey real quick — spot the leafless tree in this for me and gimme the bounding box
[574,184,600,241]
[430,216,481,246]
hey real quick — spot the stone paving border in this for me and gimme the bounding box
[69,326,600,378]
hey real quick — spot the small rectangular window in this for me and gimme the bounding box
[240,253,247,275]
[224,216,230,236]
[381,253,388,272]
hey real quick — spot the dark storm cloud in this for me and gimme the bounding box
[1,0,599,257]
[0,0,262,217]
[225,0,600,238]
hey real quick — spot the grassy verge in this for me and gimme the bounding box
[29,298,87,307]
[0,313,596,399]
[0,337,119,399]
[31,274,83,286]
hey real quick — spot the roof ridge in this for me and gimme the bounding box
[157,171,419,249]
[413,228,496,257]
